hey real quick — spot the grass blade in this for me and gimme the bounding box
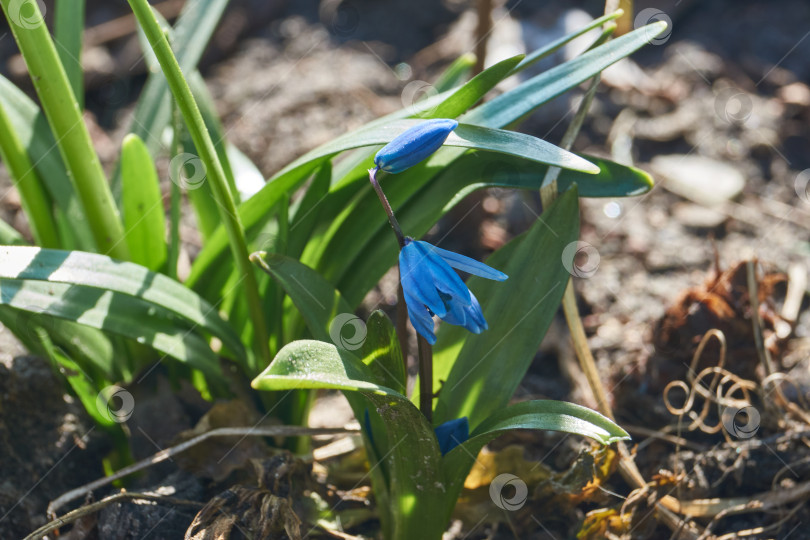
[0,100,59,247]
[128,0,270,370]
[0,246,245,363]
[0,75,93,250]
[54,0,85,109]
[0,0,128,259]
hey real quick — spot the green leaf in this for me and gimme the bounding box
[447,123,598,173]
[0,219,25,246]
[287,161,332,259]
[54,0,86,109]
[0,246,245,364]
[511,10,624,75]
[0,279,220,376]
[121,0,230,192]
[426,55,524,120]
[1,0,128,259]
[432,187,580,428]
[438,151,654,203]
[362,311,406,396]
[251,339,400,396]
[251,252,352,345]
[0,305,120,380]
[251,340,448,540]
[121,134,167,271]
[465,21,669,128]
[441,400,629,505]
[0,75,94,250]
[432,52,476,92]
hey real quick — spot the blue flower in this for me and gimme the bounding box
[374,119,458,174]
[434,416,469,455]
[399,238,507,344]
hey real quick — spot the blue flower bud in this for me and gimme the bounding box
[434,416,469,455]
[374,119,458,174]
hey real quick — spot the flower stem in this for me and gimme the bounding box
[369,168,406,248]
[417,335,433,422]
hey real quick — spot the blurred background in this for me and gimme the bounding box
[2,0,810,538]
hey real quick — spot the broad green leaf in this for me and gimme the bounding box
[441,400,629,506]
[0,304,120,379]
[0,280,220,376]
[252,340,448,540]
[0,247,244,363]
[251,339,401,396]
[362,311,406,396]
[121,134,167,271]
[465,21,668,128]
[0,76,93,250]
[432,188,580,428]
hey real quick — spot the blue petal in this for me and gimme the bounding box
[434,417,469,455]
[403,290,437,344]
[400,242,447,317]
[412,241,471,306]
[462,290,488,333]
[440,293,468,327]
[428,244,508,281]
[440,289,488,334]
[374,119,458,174]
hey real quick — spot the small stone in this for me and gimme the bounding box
[672,202,727,229]
[650,155,745,206]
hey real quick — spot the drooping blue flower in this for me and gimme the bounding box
[399,238,507,344]
[374,119,458,174]
[434,416,469,455]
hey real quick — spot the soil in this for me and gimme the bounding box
[1,0,809,538]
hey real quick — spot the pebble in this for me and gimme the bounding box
[650,155,745,206]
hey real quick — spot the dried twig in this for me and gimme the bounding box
[25,491,203,540]
[47,425,357,518]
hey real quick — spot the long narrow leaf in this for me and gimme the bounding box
[0,246,244,362]
[0,76,93,250]
[119,0,230,196]
[54,0,85,108]
[0,280,221,375]
[431,188,580,428]
[0,0,128,259]
[121,134,167,271]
